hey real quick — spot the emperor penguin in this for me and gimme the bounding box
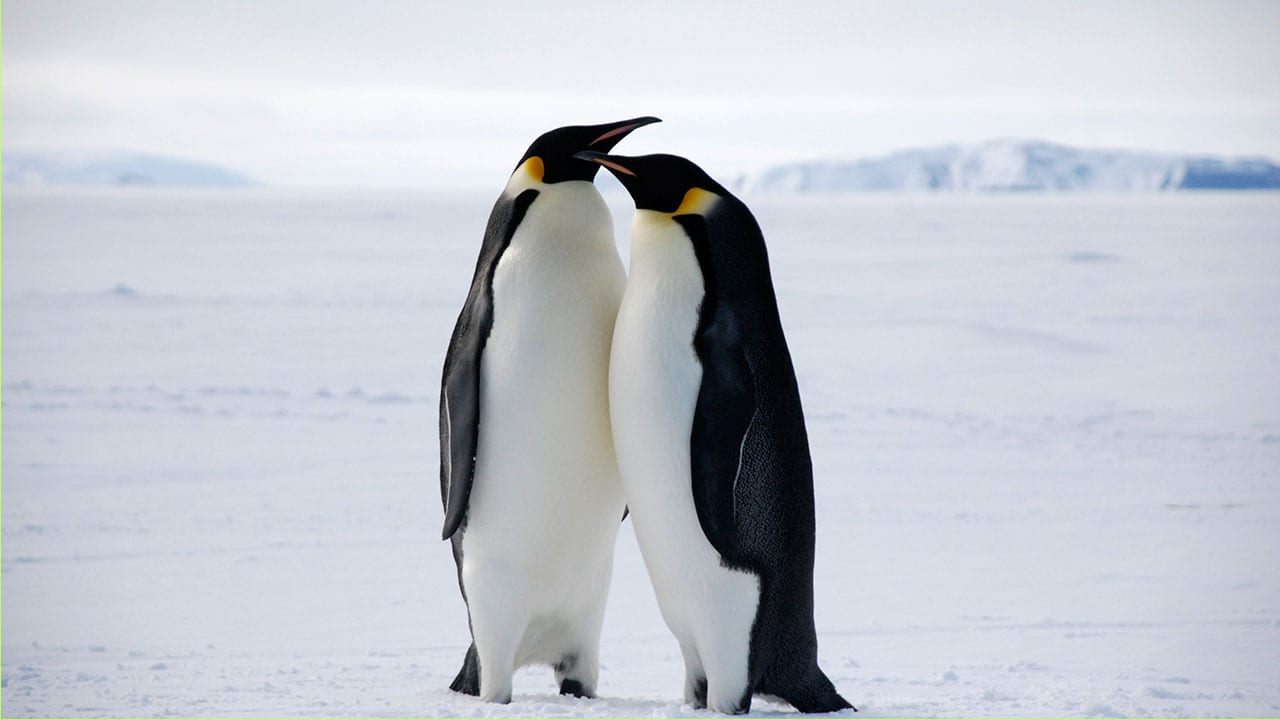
[439,117,659,703]
[575,151,854,714]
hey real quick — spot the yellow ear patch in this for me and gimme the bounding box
[674,187,717,216]
[524,156,545,183]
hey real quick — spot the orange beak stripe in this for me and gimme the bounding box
[593,157,636,177]
[590,122,646,147]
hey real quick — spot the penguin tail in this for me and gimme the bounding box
[448,643,481,696]
[773,667,855,714]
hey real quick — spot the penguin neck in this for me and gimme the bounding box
[628,210,699,279]
[503,165,598,197]
[505,177,613,251]
[631,209,680,238]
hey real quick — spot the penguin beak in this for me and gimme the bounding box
[573,151,636,177]
[585,116,661,151]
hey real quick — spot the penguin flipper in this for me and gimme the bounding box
[440,331,481,540]
[440,188,540,540]
[690,338,756,561]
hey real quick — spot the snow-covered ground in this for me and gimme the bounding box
[3,187,1279,717]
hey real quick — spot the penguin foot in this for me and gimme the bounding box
[558,678,591,698]
[684,674,708,709]
[704,682,751,714]
[480,690,513,704]
[553,653,598,698]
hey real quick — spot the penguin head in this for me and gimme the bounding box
[572,152,730,215]
[513,116,661,185]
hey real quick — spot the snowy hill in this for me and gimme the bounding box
[740,139,1280,193]
[2,151,254,187]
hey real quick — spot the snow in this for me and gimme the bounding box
[3,187,1280,717]
[739,139,1280,193]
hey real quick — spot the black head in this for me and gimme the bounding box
[572,152,730,214]
[514,117,661,184]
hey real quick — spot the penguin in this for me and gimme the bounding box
[574,150,854,714]
[439,117,659,703]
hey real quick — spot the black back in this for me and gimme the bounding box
[439,188,539,540]
[677,195,853,713]
[676,195,820,580]
[579,149,852,711]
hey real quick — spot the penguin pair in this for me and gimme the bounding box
[439,118,853,714]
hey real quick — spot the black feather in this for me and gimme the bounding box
[439,188,539,540]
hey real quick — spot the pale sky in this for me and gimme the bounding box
[4,0,1279,188]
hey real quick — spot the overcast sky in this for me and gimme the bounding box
[4,0,1279,189]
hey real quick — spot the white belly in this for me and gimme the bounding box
[462,181,626,661]
[609,210,759,660]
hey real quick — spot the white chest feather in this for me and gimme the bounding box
[611,210,706,465]
[464,179,626,607]
[609,210,759,648]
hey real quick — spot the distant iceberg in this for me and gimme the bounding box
[739,139,1280,193]
[2,151,254,187]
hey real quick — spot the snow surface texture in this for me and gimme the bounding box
[739,139,1280,193]
[3,188,1279,717]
